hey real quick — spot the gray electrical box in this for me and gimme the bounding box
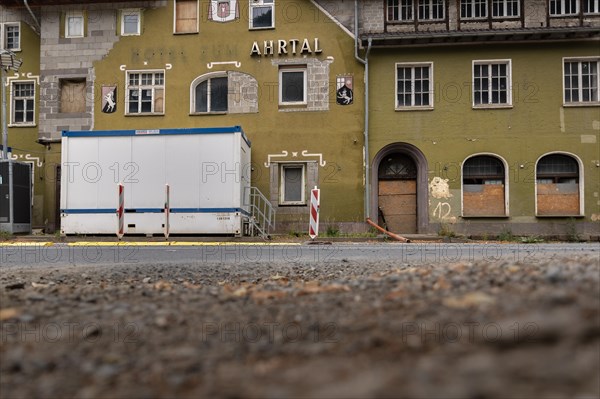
[0,160,32,234]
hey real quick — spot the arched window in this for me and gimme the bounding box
[192,74,228,113]
[462,155,507,216]
[536,153,581,216]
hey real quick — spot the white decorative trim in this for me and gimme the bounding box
[120,65,127,71]
[165,63,173,70]
[301,150,327,167]
[264,151,289,167]
[265,150,327,167]
[207,61,241,69]
[4,73,20,86]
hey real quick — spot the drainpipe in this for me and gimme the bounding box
[23,0,41,34]
[354,0,372,220]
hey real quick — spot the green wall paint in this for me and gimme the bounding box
[368,42,599,231]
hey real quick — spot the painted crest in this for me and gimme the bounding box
[336,75,353,106]
[102,86,117,113]
[209,0,239,23]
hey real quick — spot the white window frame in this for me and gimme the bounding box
[65,10,84,38]
[387,0,414,22]
[418,0,445,21]
[460,0,488,19]
[461,153,510,217]
[584,0,600,14]
[174,0,199,34]
[395,62,434,110]
[562,57,600,106]
[1,22,21,51]
[472,59,513,108]
[9,80,36,127]
[249,0,275,30]
[125,70,166,115]
[190,72,229,114]
[491,0,520,18]
[549,0,579,16]
[121,9,141,36]
[534,151,584,217]
[280,163,306,205]
[279,66,307,106]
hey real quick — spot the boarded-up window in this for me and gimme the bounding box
[463,155,506,216]
[175,0,198,33]
[60,79,86,113]
[280,164,305,205]
[536,154,580,216]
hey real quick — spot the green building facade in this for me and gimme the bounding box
[2,0,599,238]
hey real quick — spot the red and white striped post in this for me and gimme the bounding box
[116,183,124,239]
[164,183,170,239]
[309,186,320,240]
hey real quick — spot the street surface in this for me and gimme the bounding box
[1,242,599,398]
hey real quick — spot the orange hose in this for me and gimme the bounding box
[366,218,411,243]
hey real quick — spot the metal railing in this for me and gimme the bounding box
[245,186,275,239]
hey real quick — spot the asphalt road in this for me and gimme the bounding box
[1,242,598,269]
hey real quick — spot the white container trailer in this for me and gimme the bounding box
[60,126,251,236]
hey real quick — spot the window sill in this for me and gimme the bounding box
[249,26,275,31]
[536,214,585,218]
[549,14,580,18]
[8,123,36,128]
[472,104,513,110]
[6,48,21,52]
[278,203,307,207]
[125,113,165,117]
[460,18,487,21]
[121,33,141,36]
[563,102,600,108]
[190,111,228,116]
[395,106,434,112]
[173,31,199,35]
[462,215,509,218]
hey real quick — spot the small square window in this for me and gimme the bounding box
[65,11,84,38]
[396,63,433,109]
[279,66,307,105]
[250,0,274,29]
[121,9,141,36]
[126,71,165,115]
[2,23,21,51]
[280,164,306,205]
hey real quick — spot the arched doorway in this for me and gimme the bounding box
[378,154,418,233]
[372,143,429,234]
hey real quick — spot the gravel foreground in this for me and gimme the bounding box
[1,255,599,399]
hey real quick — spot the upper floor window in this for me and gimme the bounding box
[563,58,599,105]
[175,0,199,33]
[65,11,84,38]
[549,0,579,16]
[192,74,228,113]
[1,23,20,51]
[460,0,487,19]
[10,81,35,126]
[584,0,600,14]
[491,0,519,18]
[121,9,141,36]
[250,0,274,29]
[418,0,445,20]
[473,60,512,107]
[126,71,165,115]
[396,63,433,109]
[279,66,307,105]
[387,0,414,22]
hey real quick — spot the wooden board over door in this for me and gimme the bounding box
[378,180,417,234]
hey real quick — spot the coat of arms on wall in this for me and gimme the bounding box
[336,75,353,106]
[102,86,117,113]
[209,0,239,23]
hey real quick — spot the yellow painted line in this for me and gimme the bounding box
[67,241,301,247]
[0,242,54,247]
